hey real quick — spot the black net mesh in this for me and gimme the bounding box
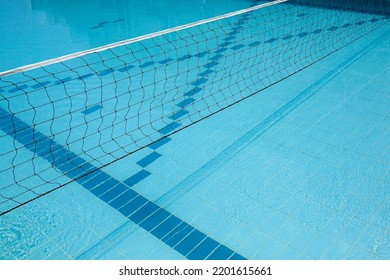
[0,0,389,215]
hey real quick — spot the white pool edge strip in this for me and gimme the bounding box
[0,0,288,77]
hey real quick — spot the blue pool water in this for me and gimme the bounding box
[0,0,389,260]
[0,0,260,72]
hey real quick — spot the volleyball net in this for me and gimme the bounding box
[0,0,389,214]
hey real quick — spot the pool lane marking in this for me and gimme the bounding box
[0,107,246,260]
[156,28,387,206]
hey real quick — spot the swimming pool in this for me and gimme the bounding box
[0,0,389,260]
[0,0,264,72]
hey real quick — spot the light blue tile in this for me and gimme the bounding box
[288,225,319,252]
[132,174,176,201]
[371,240,390,259]
[114,230,153,258]
[245,205,274,229]
[195,207,234,236]
[370,203,390,230]
[355,226,387,255]
[166,196,206,224]
[25,241,62,260]
[260,211,289,236]
[97,248,127,260]
[274,218,303,244]
[76,240,116,260]
[278,246,303,260]
[278,194,306,217]
[162,248,188,260]
[44,249,72,260]
[93,219,128,240]
[145,245,186,260]
[346,247,372,260]
[0,250,16,260]
[52,225,102,258]
[237,230,269,258]
[252,238,286,260]
[337,216,368,246]
[304,232,336,260]
[0,217,49,259]
[122,234,167,259]
[321,239,353,260]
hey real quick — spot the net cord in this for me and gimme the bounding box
[0,0,288,77]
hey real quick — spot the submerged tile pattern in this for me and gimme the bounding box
[0,107,245,260]
[0,1,389,260]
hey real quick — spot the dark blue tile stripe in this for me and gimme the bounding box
[136,152,162,168]
[159,122,181,135]
[206,245,235,260]
[109,189,139,209]
[78,73,94,80]
[178,54,192,61]
[265,38,278,43]
[163,223,194,247]
[151,216,182,239]
[168,110,188,120]
[31,81,50,89]
[297,32,309,38]
[124,169,151,187]
[83,172,111,190]
[229,253,247,260]
[231,44,244,50]
[54,77,72,85]
[218,42,231,47]
[98,69,113,76]
[203,62,218,69]
[118,65,134,72]
[224,35,236,41]
[174,230,207,256]
[100,183,129,202]
[186,237,219,260]
[8,84,28,93]
[210,54,225,61]
[198,69,214,77]
[118,195,148,217]
[0,107,245,260]
[148,137,172,150]
[194,51,208,58]
[185,87,202,97]
[112,18,124,23]
[215,48,227,54]
[90,178,119,197]
[191,78,208,87]
[129,201,160,223]
[159,58,174,64]
[140,61,154,68]
[176,98,195,108]
[139,208,171,231]
[81,105,102,115]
